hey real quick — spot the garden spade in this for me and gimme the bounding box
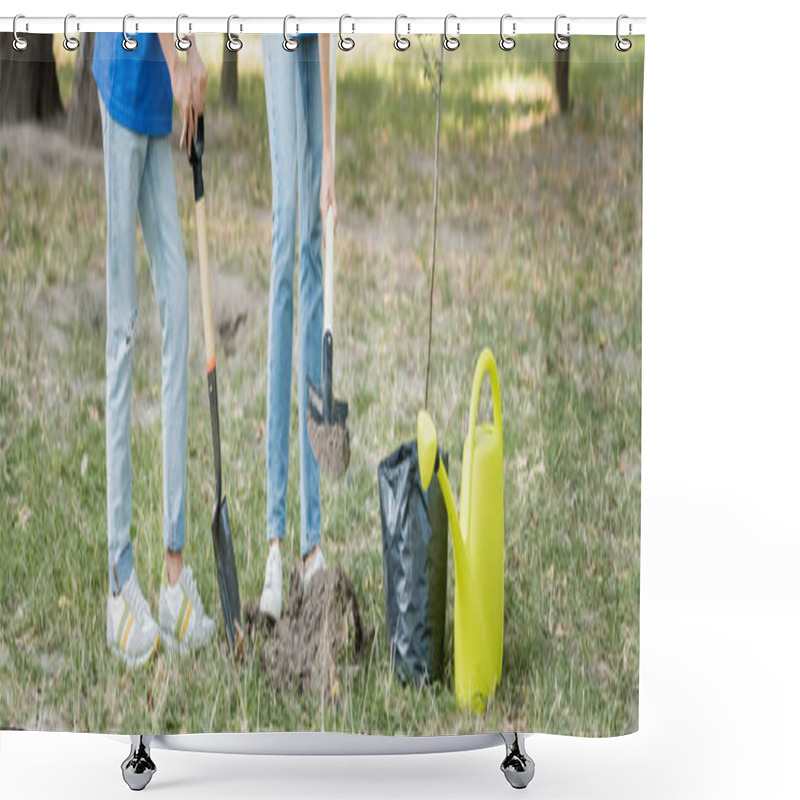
[306,207,350,480]
[189,117,244,655]
[307,39,350,480]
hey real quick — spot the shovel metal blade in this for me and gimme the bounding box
[307,376,351,481]
[212,497,243,655]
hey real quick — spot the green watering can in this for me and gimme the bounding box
[418,348,504,713]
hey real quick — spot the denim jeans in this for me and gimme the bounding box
[99,96,190,593]
[262,34,323,557]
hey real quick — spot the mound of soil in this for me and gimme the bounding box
[243,566,364,699]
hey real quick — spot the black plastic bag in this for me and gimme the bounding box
[378,441,448,685]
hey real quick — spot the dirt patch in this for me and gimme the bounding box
[9,275,107,415]
[189,270,260,363]
[0,122,104,179]
[243,566,364,699]
[30,273,105,355]
[21,268,259,422]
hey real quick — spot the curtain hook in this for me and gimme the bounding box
[339,14,355,51]
[122,14,138,51]
[12,15,28,52]
[63,14,80,51]
[443,14,460,51]
[499,14,515,51]
[616,15,632,52]
[554,14,570,51]
[175,14,192,51]
[283,15,298,51]
[394,14,410,51]
[227,15,243,52]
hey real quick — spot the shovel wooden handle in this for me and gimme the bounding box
[196,196,216,374]
[322,36,336,337]
[188,116,215,374]
[323,206,334,335]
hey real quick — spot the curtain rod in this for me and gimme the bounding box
[0,16,646,37]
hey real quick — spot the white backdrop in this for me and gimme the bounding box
[2,0,799,798]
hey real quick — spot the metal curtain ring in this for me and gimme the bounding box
[283,15,298,51]
[226,15,243,52]
[63,14,80,51]
[394,15,410,51]
[553,14,570,51]
[122,14,138,51]
[443,14,460,51]
[616,14,632,52]
[175,14,191,51]
[499,14,515,51]
[338,15,355,51]
[12,15,28,52]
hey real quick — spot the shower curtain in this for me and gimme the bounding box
[0,29,643,739]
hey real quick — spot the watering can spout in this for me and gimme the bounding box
[417,411,438,493]
[416,411,467,570]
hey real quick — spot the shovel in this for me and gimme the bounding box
[306,39,350,481]
[306,207,350,480]
[189,116,244,655]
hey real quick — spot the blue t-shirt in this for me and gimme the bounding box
[93,33,173,137]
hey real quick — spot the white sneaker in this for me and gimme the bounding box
[259,544,282,620]
[302,548,326,589]
[158,563,215,651]
[107,572,160,668]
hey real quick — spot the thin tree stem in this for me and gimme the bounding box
[425,38,444,411]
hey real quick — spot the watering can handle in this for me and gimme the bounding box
[467,348,502,446]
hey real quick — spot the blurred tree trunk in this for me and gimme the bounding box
[0,34,63,124]
[67,33,102,147]
[553,47,570,115]
[221,39,238,108]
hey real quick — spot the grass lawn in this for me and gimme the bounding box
[0,34,642,736]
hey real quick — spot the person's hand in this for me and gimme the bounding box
[170,61,196,157]
[187,47,207,117]
[320,145,337,248]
